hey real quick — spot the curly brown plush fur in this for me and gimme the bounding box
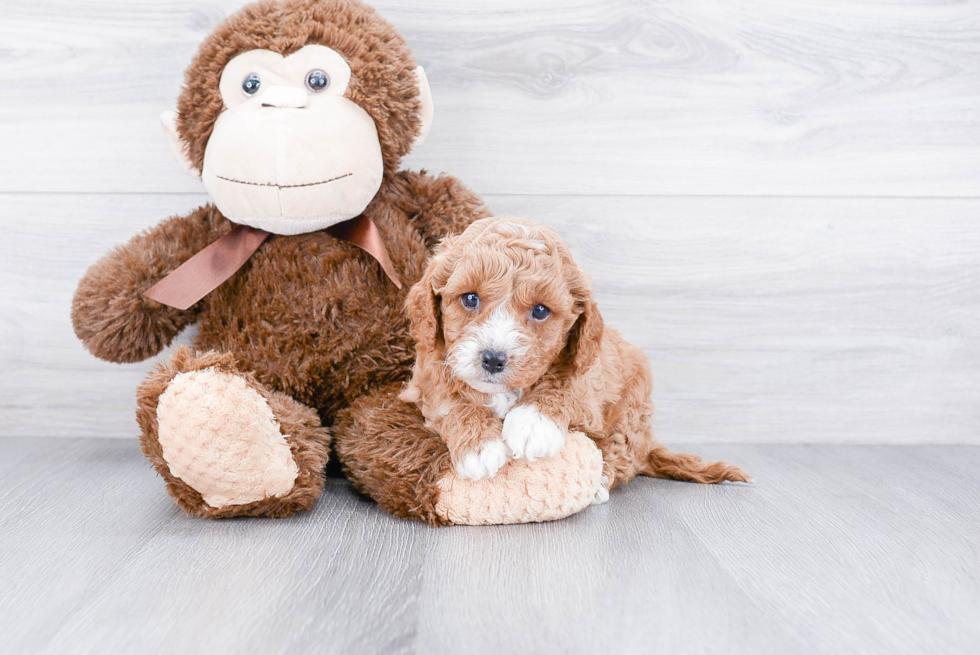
[72,0,492,519]
[333,384,454,525]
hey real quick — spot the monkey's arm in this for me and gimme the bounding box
[72,205,230,364]
[388,170,493,248]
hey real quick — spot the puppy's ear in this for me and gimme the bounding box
[564,297,604,374]
[560,265,604,375]
[405,260,443,357]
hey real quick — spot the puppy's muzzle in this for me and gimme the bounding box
[480,350,508,374]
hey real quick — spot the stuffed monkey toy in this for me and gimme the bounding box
[72,0,604,525]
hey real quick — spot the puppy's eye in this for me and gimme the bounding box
[530,304,551,321]
[242,73,261,96]
[460,292,480,311]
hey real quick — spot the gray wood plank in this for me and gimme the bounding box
[0,439,182,653]
[40,486,428,655]
[4,193,979,445]
[1,439,978,654]
[662,444,980,655]
[1,0,977,196]
[0,438,427,655]
[413,482,804,655]
[494,195,980,445]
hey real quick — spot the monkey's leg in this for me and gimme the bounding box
[136,347,330,518]
[333,386,604,526]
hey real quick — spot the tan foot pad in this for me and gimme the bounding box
[435,432,603,525]
[157,368,299,508]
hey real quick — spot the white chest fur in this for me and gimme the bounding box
[486,390,521,419]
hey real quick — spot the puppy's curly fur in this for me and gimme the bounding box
[402,217,750,489]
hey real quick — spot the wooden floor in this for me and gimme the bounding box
[1,438,977,655]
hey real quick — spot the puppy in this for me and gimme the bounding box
[401,217,749,497]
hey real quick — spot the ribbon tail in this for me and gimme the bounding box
[327,215,403,289]
[143,225,270,311]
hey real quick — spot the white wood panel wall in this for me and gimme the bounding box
[1,0,978,443]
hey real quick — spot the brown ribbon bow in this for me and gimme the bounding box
[143,214,402,311]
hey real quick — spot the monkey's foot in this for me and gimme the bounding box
[137,347,330,518]
[434,432,603,525]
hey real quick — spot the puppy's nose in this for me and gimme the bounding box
[480,350,508,374]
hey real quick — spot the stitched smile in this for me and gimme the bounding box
[216,173,353,189]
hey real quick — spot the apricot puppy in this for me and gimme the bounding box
[401,217,749,496]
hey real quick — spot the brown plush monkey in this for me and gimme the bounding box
[73,0,603,525]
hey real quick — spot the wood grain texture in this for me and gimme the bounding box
[0,0,977,195]
[4,193,978,443]
[1,439,978,654]
[1,0,978,444]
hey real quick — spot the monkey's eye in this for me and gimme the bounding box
[460,292,480,311]
[530,304,551,321]
[306,69,330,93]
[241,73,261,96]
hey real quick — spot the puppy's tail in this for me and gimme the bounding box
[640,443,751,484]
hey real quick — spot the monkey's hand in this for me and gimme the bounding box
[389,170,493,249]
[72,205,229,364]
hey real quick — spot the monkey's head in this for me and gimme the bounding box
[162,0,433,235]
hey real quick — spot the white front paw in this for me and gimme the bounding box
[456,440,510,480]
[501,405,567,461]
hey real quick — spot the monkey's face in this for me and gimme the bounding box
[165,1,435,235]
[197,45,383,235]
[165,43,396,235]
[197,45,382,235]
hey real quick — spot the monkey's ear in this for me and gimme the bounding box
[414,66,434,147]
[160,110,201,177]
